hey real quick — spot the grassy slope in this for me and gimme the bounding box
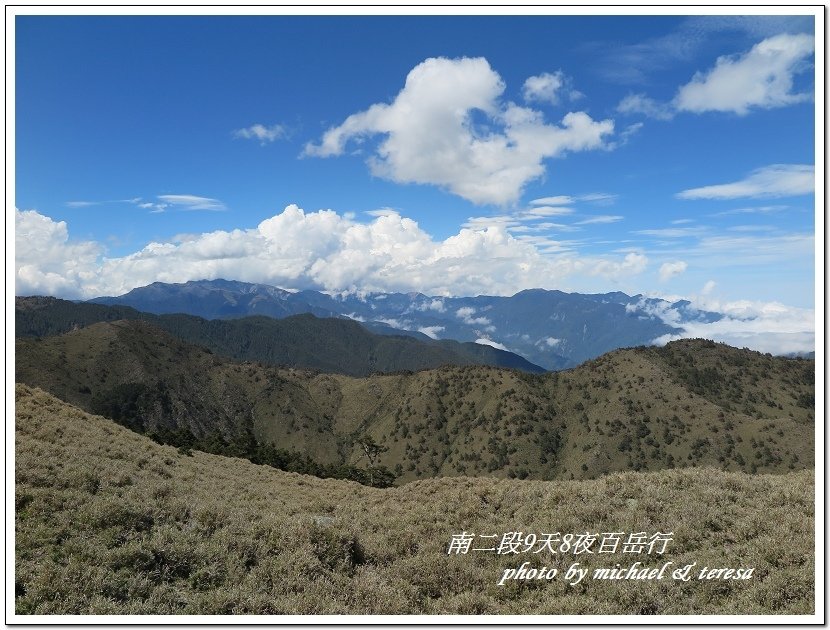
[16,323,815,482]
[15,385,814,615]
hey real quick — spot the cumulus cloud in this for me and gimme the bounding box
[677,164,814,200]
[702,280,717,295]
[658,260,688,282]
[15,209,103,298]
[674,33,814,115]
[233,123,287,145]
[304,57,614,205]
[14,205,654,300]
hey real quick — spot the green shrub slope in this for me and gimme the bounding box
[16,322,814,483]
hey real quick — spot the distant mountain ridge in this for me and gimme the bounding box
[15,296,546,376]
[90,279,723,368]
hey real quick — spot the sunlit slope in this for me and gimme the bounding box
[15,385,813,615]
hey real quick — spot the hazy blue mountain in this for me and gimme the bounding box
[87,279,723,369]
[16,296,546,375]
[91,279,341,320]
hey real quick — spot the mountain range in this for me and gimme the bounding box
[16,316,814,484]
[16,296,545,376]
[89,279,724,369]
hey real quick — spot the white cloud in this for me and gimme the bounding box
[539,337,561,347]
[617,34,814,121]
[304,57,614,205]
[14,205,653,300]
[675,33,815,115]
[416,298,446,313]
[364,208,400,218]
[659,260,688,282]
[648,297,814,356]
[589,252,648,278]
[617,93,674,120]
[373,316,410,330]
[157,195,227,211]
[455,306,491,326]
[234,123,287,145]
[417,326,445,340]
[15,209,103,298]
[701,280,717,295]
[522,71,565,105]
[475,338,509,351]
[677,164,814,200]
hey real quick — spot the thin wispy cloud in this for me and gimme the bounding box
[711,204,789,216]
[617,93,675,120]
[575,215,624,225]
[728,225,776,232]
[677,164,814,200]
[530,193,617,206]
[521,206,575,217]
[157,195,227,211]
[66,198,141,208]
[635,226,708,238]
[594,16,814,86]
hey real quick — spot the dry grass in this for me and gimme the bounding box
[15,384,814,615]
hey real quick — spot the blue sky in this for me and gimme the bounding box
[14,13,817,326]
